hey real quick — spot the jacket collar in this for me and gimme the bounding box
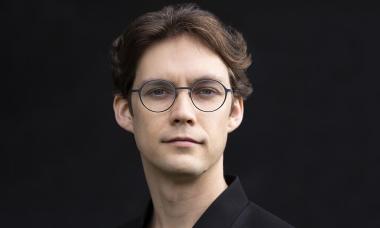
[193,175,249,228]
[139,175,249,228]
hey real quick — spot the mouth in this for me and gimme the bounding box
[162,137,203,147]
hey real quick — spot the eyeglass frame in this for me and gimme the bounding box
[130,79,236,112]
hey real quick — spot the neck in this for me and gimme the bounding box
[141,156,227,228]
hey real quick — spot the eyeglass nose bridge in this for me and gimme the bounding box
[172,86,193,104]
[174,87,192,95]
[162,86,194,113]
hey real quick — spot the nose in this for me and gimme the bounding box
[169,89,196,125]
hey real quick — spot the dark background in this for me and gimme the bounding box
[2,0,379,227]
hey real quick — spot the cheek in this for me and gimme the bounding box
[203,111,230,151]
[132,111,164,154]
[214,104,232,131]
[133,122,162,161]
[131,98,155,138]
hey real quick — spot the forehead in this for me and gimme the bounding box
[134,34,229,86]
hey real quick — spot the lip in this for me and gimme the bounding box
[162,137,203,146]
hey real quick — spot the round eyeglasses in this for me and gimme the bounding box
[130,79,234,112]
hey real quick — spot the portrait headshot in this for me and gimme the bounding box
[3,1,378,228]
[111,3,293,228]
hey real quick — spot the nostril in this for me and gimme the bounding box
[173,118,193,125]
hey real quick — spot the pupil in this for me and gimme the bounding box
[154,89,164,95]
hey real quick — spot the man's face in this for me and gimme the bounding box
[114,34,243,177]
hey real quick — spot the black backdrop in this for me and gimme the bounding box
[2,1,379,227]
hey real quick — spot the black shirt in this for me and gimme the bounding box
[119,176,294,228]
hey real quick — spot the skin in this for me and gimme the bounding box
[114,34,244,228]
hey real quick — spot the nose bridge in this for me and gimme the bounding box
[175,87,191,93]
[168,86,196,124]
[173,87,192,107]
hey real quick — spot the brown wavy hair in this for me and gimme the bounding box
[111,3,253,100]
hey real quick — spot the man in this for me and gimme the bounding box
[112,3,294,228]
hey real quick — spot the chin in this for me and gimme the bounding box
[158,158,207,179]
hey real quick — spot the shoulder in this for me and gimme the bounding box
[232,201,295,228]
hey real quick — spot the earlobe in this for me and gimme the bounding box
[227,97,244,133]
[113,95,134,133]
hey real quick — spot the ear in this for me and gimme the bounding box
[113,95,134,133]
[227,96,244,133]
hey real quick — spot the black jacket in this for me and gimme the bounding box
[119,176,294,228]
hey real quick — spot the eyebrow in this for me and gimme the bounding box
[192,75,223,83]
[139,74,224,86]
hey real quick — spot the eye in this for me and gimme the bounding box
[192,80,225,98]
[151,88,166,96]
[198,88,216,95]
[193,87,219,96]
[145,87,173,97]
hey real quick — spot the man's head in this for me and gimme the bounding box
[112,3,253,178]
